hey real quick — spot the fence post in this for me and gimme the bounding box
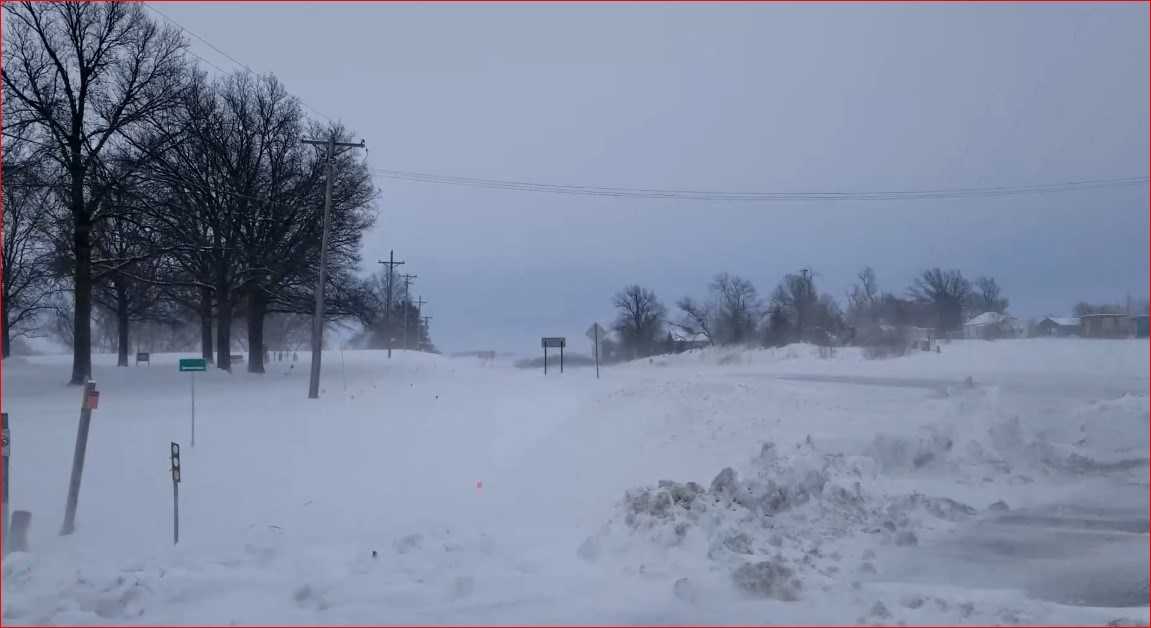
[61,381,98,536]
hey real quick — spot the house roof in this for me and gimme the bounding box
[965,311,1013,327]
[671,329,709,343]
[1043,317,1081,327]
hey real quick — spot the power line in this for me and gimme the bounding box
[369,168,1149,202]
[144,3,335,124]
[7,129,1144,205]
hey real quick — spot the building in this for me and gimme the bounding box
[1079,313,1132,339]
[962,312,1016,340]
[907,326,936,351]
[1132,315,1149,339]
[670,329,710,352]
[1036,317,1081,337]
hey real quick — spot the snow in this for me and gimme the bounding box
[1,340,1148,625]
[965,312,1015,327]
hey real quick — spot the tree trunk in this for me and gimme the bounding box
[216,287,231,372]
[200,287,214,364]
[2,297,10,359]
[246,292,266,374]
[115,280,130,367]
[70,175,93,385]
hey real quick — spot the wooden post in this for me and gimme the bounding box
[61,381,98,536]
[9,510,30,553]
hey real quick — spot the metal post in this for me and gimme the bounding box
[2,412,9,555]
[560,344,565,373]
[61,381,97,536]
[173,482,179,545]
[170,442,181,545]
[190,373,196,447]
[543,347,548,375]
[595,327,600,379]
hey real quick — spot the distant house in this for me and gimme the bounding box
[963,312,1016,340]
[1036,316,1081,337]
[670,328,710,352]
[907,326,936,351]
[1080,313,1132,339]
[1133,315,1150,339]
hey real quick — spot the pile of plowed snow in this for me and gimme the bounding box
[579,383,1150,623]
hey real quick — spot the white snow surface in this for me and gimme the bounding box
[1,340,1148,625]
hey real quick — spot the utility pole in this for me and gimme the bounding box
[414,296,427,350]
[377,251,404,358]
[302,135,366,400]
[399,273,417,351]
[798,267,815,343]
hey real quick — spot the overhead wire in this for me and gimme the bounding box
[368,168,1149,202]
[143,2,336,125]
[5,131,1145,204]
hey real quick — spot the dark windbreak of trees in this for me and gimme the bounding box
[606,266,1042,363]
[1,2,390,380]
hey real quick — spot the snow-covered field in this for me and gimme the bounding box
[1,339,1148,625]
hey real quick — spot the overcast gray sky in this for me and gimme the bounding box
[154,2,1149,356]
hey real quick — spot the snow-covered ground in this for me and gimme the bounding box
[1,340,1147,625]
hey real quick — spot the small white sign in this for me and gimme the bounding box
[586,323,608,344]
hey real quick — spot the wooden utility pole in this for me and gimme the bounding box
[378,251,405,358]
[414,296,427,350]
[416,296,430,349]
[303,136,366,399]
[399,273,417,350]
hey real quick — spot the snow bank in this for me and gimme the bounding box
[580,381,1150,625]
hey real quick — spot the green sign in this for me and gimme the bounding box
[179,358,207,372]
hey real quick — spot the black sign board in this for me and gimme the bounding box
[541,337,566,374]
[136,352,150,365]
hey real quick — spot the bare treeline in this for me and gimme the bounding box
[608,266,1018,361]
[2,2,381,381]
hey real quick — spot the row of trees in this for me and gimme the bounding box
[608,267,1013,359]
[1,3,427,381]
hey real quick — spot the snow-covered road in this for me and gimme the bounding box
[1,339,1147,625]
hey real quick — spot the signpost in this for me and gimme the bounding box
[2,412,9,554]
[541,337,566,374]
[180,358,207,447]
[586,323,608,379]
[136,352,150,366]
[61,381,98,536]
[170,442,181,545]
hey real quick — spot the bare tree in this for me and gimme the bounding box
[1072,301,1125,316]
[140,72,376,374]
[2,2,188,383]
[611,285,667,359]
[674,296,714,345]
[771,272,818,342]
[1,141,60,358]
[908,268,973,333]
[711,273,760,345]
[845,266,880,327]
[967,276,1009,314]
